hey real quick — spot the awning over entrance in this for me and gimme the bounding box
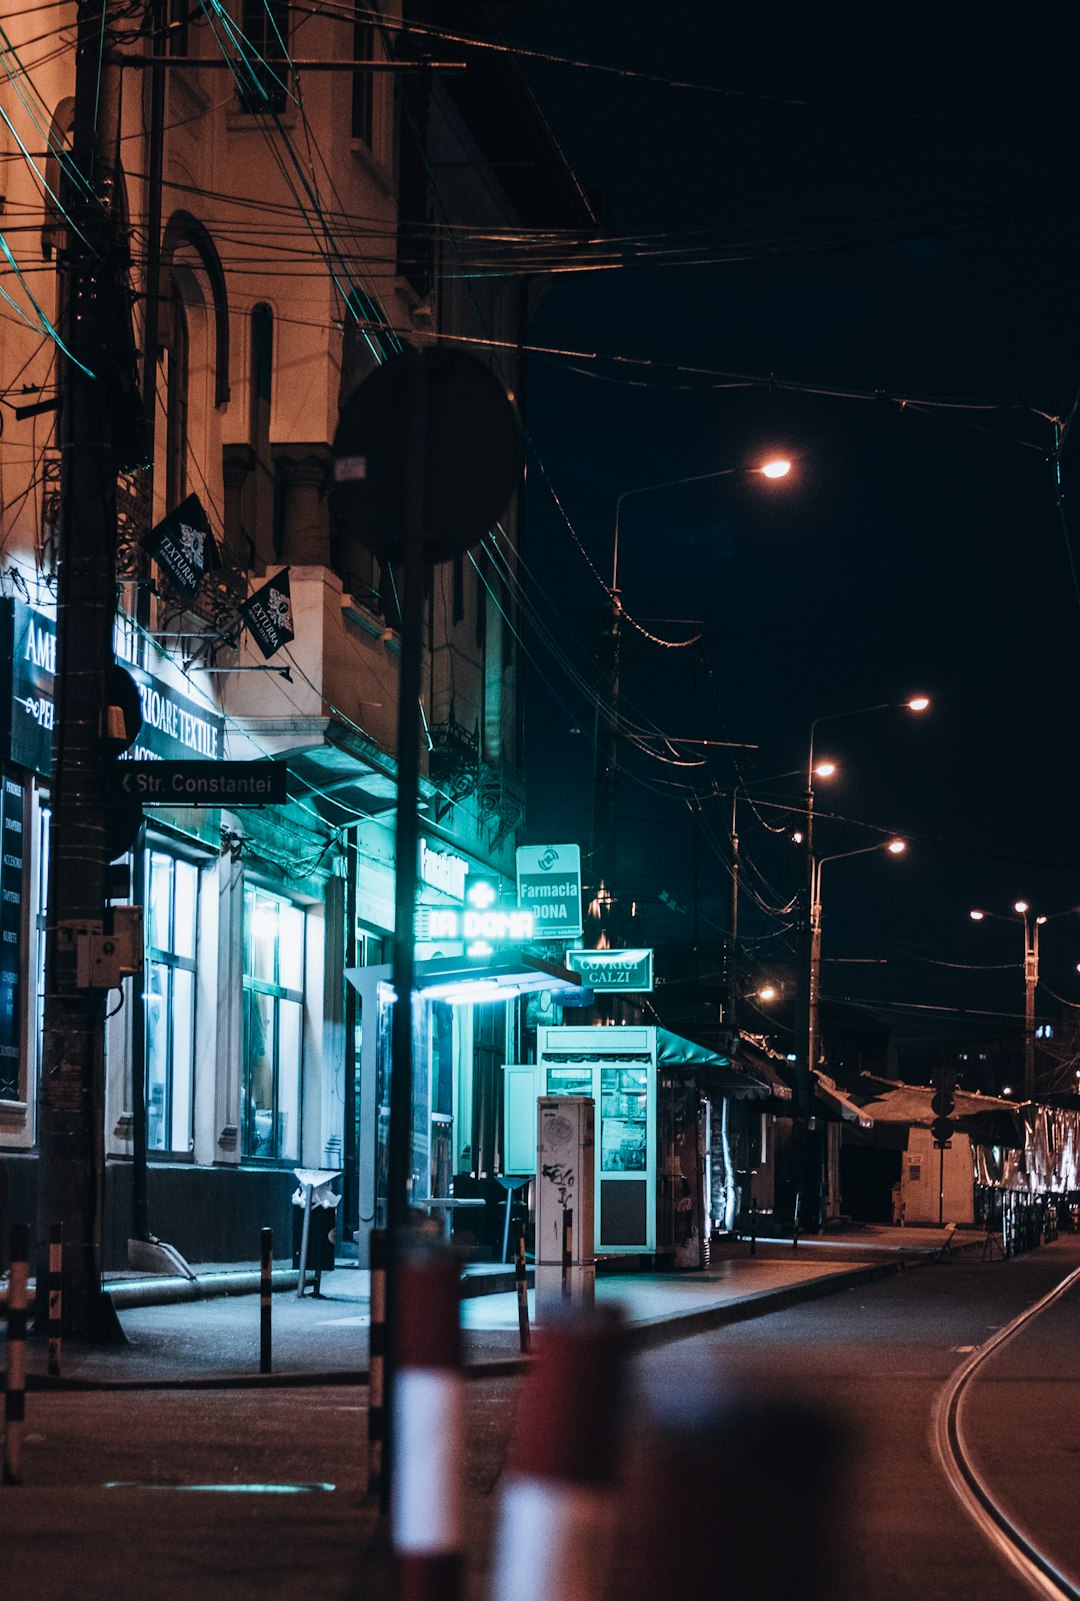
[346,947,589,1007]
[656,1028,772,1101]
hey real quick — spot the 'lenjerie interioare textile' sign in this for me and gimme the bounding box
[0,599,224,776]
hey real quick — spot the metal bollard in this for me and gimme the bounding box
[259,1227,272,1374]
[561,1208,573,1301]
[750,1198,757,1257]
[514,1219,531,1356]
[47,1222,63,1379]
[367,1227,387,1496]
[4,1221,29,1485]
[391,1239,463,1601]
[489,1305,626,1601]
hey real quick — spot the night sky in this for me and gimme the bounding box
[497,2,1080,1071]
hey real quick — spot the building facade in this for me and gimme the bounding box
[0,1,592,1263]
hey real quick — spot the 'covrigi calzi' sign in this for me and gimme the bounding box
[110,761,286,807]
[566,948,654,993]
[515,843,582,939]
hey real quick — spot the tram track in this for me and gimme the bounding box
[931,1258,1080,1601]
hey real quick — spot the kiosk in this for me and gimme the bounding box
[504,1025,677,1259]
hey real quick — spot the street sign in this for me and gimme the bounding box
[110,760,286,806]
[515,843,582,939]
[566,947,654,992]
[930,1116,955,1148]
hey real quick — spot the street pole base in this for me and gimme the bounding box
[127,1237,196,1279]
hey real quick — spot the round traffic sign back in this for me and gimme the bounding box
[329,348,523,566]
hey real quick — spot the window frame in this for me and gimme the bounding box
[143,847,199,1157]
[242,884,305,1162]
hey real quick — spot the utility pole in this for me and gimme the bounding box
[588,588,621,951]
[37,0,142,1339]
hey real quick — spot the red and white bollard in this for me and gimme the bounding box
[391,1240,463,1601]
[4,1221,29,1485]
[488,1306,625,1601]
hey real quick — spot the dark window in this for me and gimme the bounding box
[165,285,189,508]
[168,0,189,57]
[238,0,289,113]
[352,17,374,143]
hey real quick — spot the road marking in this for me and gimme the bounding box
[316,1315,370,1327]
[952,1345,977,1353]
[104,1482,336,1494]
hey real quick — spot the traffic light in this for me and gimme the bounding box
[931,1075,956,1148]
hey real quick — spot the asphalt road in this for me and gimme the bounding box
[4,1237,1080,1600]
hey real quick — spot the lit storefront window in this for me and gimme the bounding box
[144,851,198,1154]
[243,887,304,1160]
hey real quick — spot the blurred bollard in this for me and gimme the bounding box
[4,1221,29,1485]
[391,1239,462,1601]
[489,1305,625,1601]
[47,1222,63,1379]
[514,1220,530,1356]
[613,1371,842,1601]
[368,1227,387,1497]
[259,1227,272,1374]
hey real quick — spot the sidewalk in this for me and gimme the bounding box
[4,1223,986,1389]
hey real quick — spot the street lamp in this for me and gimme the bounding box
[969,902,1078,1099]
[592,457,792,946]
[794,699,929,1214]
[789,834,907,1232]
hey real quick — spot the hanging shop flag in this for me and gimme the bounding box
[240,568,295,659]
[141,493,219,602]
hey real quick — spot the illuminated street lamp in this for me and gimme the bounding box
[593,457,793,947]
[793,836,907,1229]
[794,699,929,1220]
[969,902,1077,1099]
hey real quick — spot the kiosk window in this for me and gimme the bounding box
[601,1067,647,1172]
[546,1067,592,1097]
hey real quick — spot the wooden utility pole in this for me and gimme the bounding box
[37,0,142,1340]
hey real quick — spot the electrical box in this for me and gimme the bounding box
[70,906,144,989]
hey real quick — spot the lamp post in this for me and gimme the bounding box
[968,901,1079,1099]
[800,838,906,1226]
[590,456,791,946]
[794,699,929,1213]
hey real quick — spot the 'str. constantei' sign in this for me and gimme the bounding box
[110,761,286,806]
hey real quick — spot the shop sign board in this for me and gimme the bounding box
[0,773,25,1101]
[419,839,468,901]
[415,905,534,944]
[1,599,225,776]
[566,947,654,993]
[515,843,582,939]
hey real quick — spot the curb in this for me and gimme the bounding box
[7,1234,992,1393]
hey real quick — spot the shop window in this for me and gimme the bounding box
[242,886,304,1159]
[144,851,198,1153]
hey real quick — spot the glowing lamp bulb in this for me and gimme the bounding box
[758,984,778,1003]
[814,761,837,778]
[907,696,930,712]
[1014,900,1029,916]
[886,839,906,855]
[970,909,985,921]
[760,459,791,479]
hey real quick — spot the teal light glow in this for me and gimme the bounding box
[105,1482,335,1494]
